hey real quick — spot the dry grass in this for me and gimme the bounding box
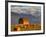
[11,24,41,31]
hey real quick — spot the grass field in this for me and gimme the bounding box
[11,24,41,31]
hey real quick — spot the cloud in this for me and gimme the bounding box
[11,6,41,17]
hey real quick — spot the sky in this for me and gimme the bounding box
[11,5,41,24]
[11,5,41,17]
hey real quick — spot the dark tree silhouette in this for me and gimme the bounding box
[19,18,23,24]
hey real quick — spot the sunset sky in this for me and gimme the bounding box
[11,5,41,25]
